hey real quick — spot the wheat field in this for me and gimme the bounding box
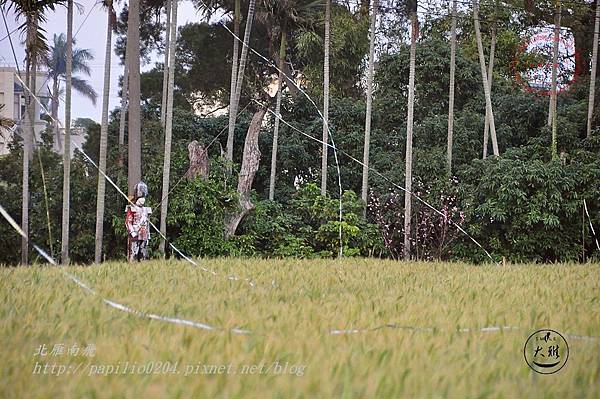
[1,259,599,398]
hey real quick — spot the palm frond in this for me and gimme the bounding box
[70,76,98,105]
[0,105,15,133]
[72,48,94,76]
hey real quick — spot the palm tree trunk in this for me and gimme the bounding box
[94,1,113,264]
[549,0,561,158]
[473,0,499,157]
[321,0,331,196]
[118,46,129,168]
[483,18,496,159]
[61,0,73,264]
[127,0,142,193]
[21,22,34,265]
[587,0,599,138]
[447,0,457,173]
[160,0,171,127]
[226,0,241,160]
[268,31,286,201]
[548,0,561,128]
[362,0,378,207]
[51,78,61,152]
[403,8,417,260]
[159,0,178,254]
[226,0,256,171]
[231,0,241,98]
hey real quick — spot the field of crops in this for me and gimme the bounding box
[1,259,599,398]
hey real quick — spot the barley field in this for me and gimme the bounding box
[1,259,599,398]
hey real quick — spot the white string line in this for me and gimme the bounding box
[200,0,345,256]
[584,199,600,251]
[8,67,257,288]
[330,324,598,341]
[0,203,250,334]
[262,105,495,262]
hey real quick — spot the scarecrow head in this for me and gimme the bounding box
[133,181,148,206]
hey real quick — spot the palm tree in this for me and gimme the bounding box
[362,0,377,205]
[482,9,496,159]
[588,0,600,139]
[61,0,73,264]
[127,0,142,193]
[473,0,498,157]
[447,0,456,173]
[44,33,97,153]
[403,0,417,260]
[159,0,178,254]
[226,0,257,171]
[549,0,561,159]
[1,0,67,264]
[160,0,171,127]
[321,0,330,196]
[94,0,116,264]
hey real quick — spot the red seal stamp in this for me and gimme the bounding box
[511,30,578,96]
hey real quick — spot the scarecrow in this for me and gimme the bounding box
[125,182,152,262]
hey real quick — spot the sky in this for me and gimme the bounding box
[0,0,205,123]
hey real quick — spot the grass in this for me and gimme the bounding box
[1,258,599,398]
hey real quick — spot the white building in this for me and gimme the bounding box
[0,67,87,157]
[0,67,51,155]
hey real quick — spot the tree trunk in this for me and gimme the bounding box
[227,0,241,147]
[573,26,591,82]
[185,140,208,180]
[225,108,267,238]
[226,0,256,171]
[321,0,331,196]
[51,78,61,153]
[362,0,378,207]
[61,0,73,264]
[118,46,129,168]
[159,0,178,254]
[473,0,499,157]
[587,0,600,138]
[548,0,561,127]
[160,0,171,127]
[94,1,113,264]
[21,20,34,265]
[447,0,457,173]
[549,0,561,159]
[483,17,496,159]
[403,9,417,260]
[127,0,142,193]
[268,31,286,201]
